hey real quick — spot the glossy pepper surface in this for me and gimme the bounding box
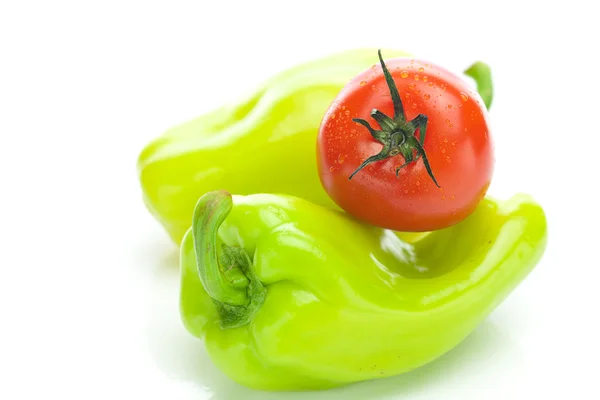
[180,190,547,391]
[137,48,410,243]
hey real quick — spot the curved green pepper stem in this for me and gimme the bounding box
[464,61,494,110]
[192,190,267,329]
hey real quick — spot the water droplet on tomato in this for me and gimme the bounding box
[345,110,350,116]
[409,83,416,90]
[405,93,411,98]
[372,85,378,91]
[458,104,463,108]
[338,154,345,164]
[428,81,434,86]
[445,119,450,124]
[415,181,420,186]
[424,94,431,100]
[400,71,409,78]
[414,74,420,81]
[331,114,336,119]
[442,195,446,200]
[441,148,446,153]
[448,104,453,109]
[460,92,469,102]
[360,81,367,86]
[412,103,418,109]
[451,195,455,199]
[404,189,409,194]
[423,76,428,82]
[449,124,454,128]
[329,166,335,172]
[342,105,346,110]
[443,138,448,143]
[418,67,424,72]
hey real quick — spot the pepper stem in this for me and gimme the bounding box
[464,61,494,109]
[192,190,267,329]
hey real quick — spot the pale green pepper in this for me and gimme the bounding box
[180,190,547,391]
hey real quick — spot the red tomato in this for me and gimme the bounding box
[317,50,494,232]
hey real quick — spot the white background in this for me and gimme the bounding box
[1,1,599,399]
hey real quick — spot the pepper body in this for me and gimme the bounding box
[180,191,547,391]
[137,48,410,243]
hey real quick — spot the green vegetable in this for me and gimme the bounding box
[137,48,410,244]
[180,190,547,391]
[464,61,494,109]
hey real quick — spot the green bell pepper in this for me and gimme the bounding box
[180,190,547,391]
[137,48,411,244]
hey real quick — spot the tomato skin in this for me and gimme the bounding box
[317,58,494,232]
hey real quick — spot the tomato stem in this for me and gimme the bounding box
[378,49,405,120]
[349,50,440,188]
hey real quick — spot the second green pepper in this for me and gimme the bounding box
[137,48,411,243]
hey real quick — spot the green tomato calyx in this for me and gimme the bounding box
[348,50,439,188]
